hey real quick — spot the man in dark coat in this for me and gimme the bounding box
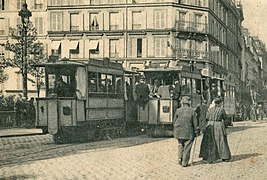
[135,76,150,110]
[173,96,199,167]
[54,77,73,97]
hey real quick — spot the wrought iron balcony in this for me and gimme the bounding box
[176,20,208,34]
[177,49,209,61]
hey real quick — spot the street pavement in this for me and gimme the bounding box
[0,120,267,180]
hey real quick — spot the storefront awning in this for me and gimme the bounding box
[51,41,61,50]
[69,41,79,50]
[88,40,99,50]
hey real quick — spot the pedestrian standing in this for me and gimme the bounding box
[199,96,231,163]
[173,96,199,167]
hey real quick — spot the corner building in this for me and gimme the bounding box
[47,0,243,101]
[0,0,244,101]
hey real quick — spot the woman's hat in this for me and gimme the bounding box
[181,96,191,104]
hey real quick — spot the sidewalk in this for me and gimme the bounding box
[0,128,43,137]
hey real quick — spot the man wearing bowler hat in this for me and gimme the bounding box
[173,96,199,167]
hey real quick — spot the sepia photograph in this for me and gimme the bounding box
[0,0,267,179]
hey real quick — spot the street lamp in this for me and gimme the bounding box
[18,3,32,99]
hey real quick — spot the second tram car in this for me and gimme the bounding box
[35,58,138,143]
[136,63,203,136]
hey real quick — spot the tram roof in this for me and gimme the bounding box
[35,58,123,69]
[35,60,86,67]
[138,66,183,72]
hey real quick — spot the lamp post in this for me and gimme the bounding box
[19,3,32,99]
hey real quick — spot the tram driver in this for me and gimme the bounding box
[54,77,74,97]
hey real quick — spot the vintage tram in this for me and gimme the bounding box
[35,58,138,143]
[136,62,203,136]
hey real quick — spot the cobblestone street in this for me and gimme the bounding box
[1,120,267,180]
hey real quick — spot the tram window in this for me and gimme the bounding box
[88,72,97,92]
[192,79,196,93]
[48,74,56,95]
[99,74,106,92]
[195,79,202,94]
[116,76,123,94]
[106,74,115,93]
[187,78,192,93]
[181,78,187,94]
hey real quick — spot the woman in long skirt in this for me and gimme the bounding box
[199,97,231,163]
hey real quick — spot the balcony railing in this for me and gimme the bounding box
[177,49,209,60]
[176,20,207,34]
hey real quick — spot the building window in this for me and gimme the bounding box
[132,11,142,30]
[34,17,43,34]
[70,13,79,31]
[0,18,5,35]
[137,39,142,58]
[17,0,24,9]
[51,12,63,31]
[194,14,202,31]
[178,12,186,30]
[0,0,5,10]
[154,10,165,28]
[69,41,79,59]
[89,40,99,55]
[51,41,61,58]
[109,12,119,30]
[89,13,99,30]
[34,0,44,9]
[155,37,167,57]
[109,39,119,58]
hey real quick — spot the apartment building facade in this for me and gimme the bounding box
[1,0,244,101]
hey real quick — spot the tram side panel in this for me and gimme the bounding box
[36,98,86,135]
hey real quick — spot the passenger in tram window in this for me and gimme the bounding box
[150,79,161,98]
[107,79,114,93]
[116,78,123,93]
[170,78,181,100]
[135,76,150,110]
[54,77,73,97]
[89,78,97,92]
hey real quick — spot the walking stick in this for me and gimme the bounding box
[190,136,198,165]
